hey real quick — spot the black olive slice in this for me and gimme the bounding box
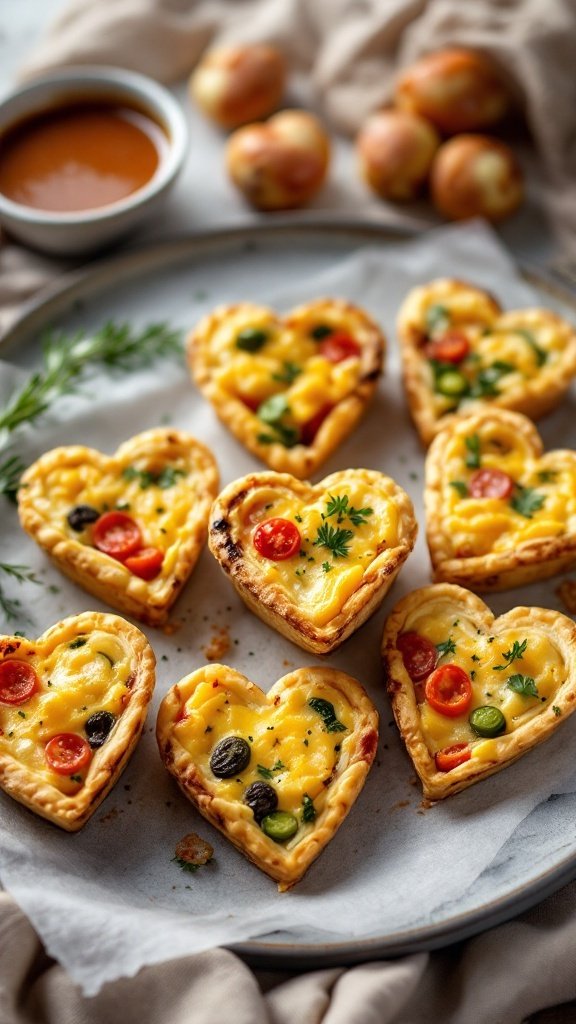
[67,505,100,532]
[209,736,251,778]
[85,710,116,748]
[243,781,278,823]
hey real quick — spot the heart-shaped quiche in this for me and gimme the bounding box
[397,278,576,445]
[156,663,378,890]
[382,583,576,799]
[208,468,417,654]
[425,407,576,590]
[187,298,384,477]
[0,612,155,829]
[18,428,219,625]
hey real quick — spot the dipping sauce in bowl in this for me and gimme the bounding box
[0,101,169,213]
[0,66,188,255]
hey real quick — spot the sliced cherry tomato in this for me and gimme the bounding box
[253,518,301,560]
[319,332,362,363]
[124,547,164,580]
[397,632,438,682]
[435,743,472,772]
[0,661,39,706]
[425,664,473,718]
[45,733,92,776]
[469,468,515,500]
[301,405,333,445]
[425,331,470,364]
[92,511,142,561]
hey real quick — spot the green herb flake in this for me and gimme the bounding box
[310,324,333,340]
[322,561,333,573]
[294,514,303,523]
[301,794,316,823]
[553,705,562,716]
[425,303,451,336]
[257,760,286,780]
[436,637,456,658]
[510,485,546,519]
[236,327,269,352]
[513,328,548,367]
[450,480,469,498]
[272,362,301,385]
[70,774,82,783]
[465,434,481,469]
[538,470,558,484]
[308,697,346,733]
[493,638,528,671]
[18,711,26,719]
[507,673,539,698]
[69,637,87,649]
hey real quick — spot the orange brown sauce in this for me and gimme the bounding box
[0,102,168,212]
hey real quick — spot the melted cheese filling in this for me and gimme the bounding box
[0,631,134,794]
[175,671,352,848]
[231,476,401,626]
[416,288,571,417]
[205,305,363,425]
[403,603,566,761]
[437,419,576,556]
[34,454,202,586]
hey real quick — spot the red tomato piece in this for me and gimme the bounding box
[425,331,470,363]
[435,743,472,772]
[397,632,438,682]
[425,664,473,718]
[45,733,92,776]
[0,660,39,706]
[253,517,301,560]
[469,468,515,500]
[124,547,164,580]
[92,511,142,561]
[319,332,362,363]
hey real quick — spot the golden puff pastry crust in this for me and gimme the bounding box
[208,468,417,654]
[156,662,378,890]
[0,612,155,830]
[397,278,576,446]
[382,583,576,799]
[18,428,219,626]
[425,407,576,591]
[187,298,384,478]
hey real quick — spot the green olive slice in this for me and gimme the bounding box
[469,705,506,738]
[261,810,298,843]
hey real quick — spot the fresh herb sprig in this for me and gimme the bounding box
[308,697,346,733]
[325,493,373,527]
[0,562,43,624]
[0,453,25,503]
[493,638,528,671]
[465,434,481,469]
[0,321,183,443]
[510,484,546,519]
[436,637,457,658]
[314,523,354,559]
[507,673,539,698]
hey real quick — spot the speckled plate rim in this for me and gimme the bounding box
[2,217,576,968]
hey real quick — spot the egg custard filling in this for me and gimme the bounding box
[156,663,378,889]
[397,279,576,444]
[0,612,155,829]
[382,584,576,799]
[208,469,416,653]
[18,429,219,624]
[188,299,384,476]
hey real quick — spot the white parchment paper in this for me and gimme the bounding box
[1,221,576,994]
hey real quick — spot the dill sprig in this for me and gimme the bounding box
[0,453,25,503]
[0,321,183,442]
[0,562,43,625]
[325,493,373,526]
[313,522,354,558]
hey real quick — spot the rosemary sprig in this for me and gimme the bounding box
[0,321,183,442]
[0,453,25,503]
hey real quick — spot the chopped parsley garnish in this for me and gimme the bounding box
[257,760,286,780]
[507,673,538,697]
[18,710,26,718]
[308,697,346,733]
[469,361,515,398]
[450,480,469,497]
[313,523,354,558]
[322,561,333,573]
[310,324,333,340]
[425,303,451,335]
[69,637,87,649]
[510,484,546,519]
[553,705,562,716]
[325,493,373,527]
[294,514,303,523]
[236,327,268,352]
[513,328,548,367]
[122,465,185,489]
[256,394,300,448]
[493,638,527,671]
[465,434,481,469]
[272,361,301,384]
[301,794,316,823]
[436,637,456,658]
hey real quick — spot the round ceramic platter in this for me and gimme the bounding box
[2,220,576,971]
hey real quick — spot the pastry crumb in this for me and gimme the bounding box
[162,620,184,636]
[556,579,576,615]
[203,624,231,660]
[174,832,214,871]
[391,799,410,811]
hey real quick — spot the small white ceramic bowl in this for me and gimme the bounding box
[0,66,188,256]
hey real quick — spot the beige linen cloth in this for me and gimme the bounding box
[3,1,576,1021]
